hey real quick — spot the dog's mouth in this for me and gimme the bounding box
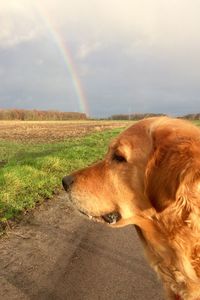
[78,210,121,225]
[102,212,122,224]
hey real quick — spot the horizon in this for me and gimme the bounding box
[0,107,199,119]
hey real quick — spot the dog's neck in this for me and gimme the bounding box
[140,201,200,300]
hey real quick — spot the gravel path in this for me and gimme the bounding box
[0,192,164,300]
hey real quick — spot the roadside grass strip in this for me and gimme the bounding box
[0,128,123,225]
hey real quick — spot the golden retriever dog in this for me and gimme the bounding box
[62,117,200,300]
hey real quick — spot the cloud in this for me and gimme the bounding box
[0,1,43,48]
[77,42,102,60]
[2,0,200,51]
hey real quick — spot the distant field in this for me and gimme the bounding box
[0,120,128,143]
[0,120,130,229]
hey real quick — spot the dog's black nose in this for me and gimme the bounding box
[62,175,74,191]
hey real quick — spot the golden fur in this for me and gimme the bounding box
[63,117,200,300]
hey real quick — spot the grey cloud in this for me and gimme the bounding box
[0,0,200,117]
[0,37,81,112]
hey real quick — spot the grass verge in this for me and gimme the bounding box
[0,128,124,228]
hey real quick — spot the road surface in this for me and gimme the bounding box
[0,192,164,300]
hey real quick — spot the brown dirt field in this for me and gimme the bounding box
[0,120,129,143]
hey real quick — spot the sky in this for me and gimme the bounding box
[0,0,200,117]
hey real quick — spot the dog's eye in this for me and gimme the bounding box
[113,153,126,163]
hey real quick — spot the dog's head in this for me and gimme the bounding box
[62,117,200,228]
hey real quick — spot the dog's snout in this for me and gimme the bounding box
[62,175,74,191]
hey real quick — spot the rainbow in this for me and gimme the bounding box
[34,4,90,117]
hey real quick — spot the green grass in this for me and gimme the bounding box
[191,120,200,126]
[0,128,124,226]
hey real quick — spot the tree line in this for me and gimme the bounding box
[0,109,199,121]
[181,114,200,120]
[109,113,166,120]
[0,109,87,120]
[109,113,200,120]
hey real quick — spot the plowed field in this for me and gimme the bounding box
[0,120,128,143]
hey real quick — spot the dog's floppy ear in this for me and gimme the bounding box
[145,125,200,213]
[144,127,179,212]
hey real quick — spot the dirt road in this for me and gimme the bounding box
[0,193,164,300]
